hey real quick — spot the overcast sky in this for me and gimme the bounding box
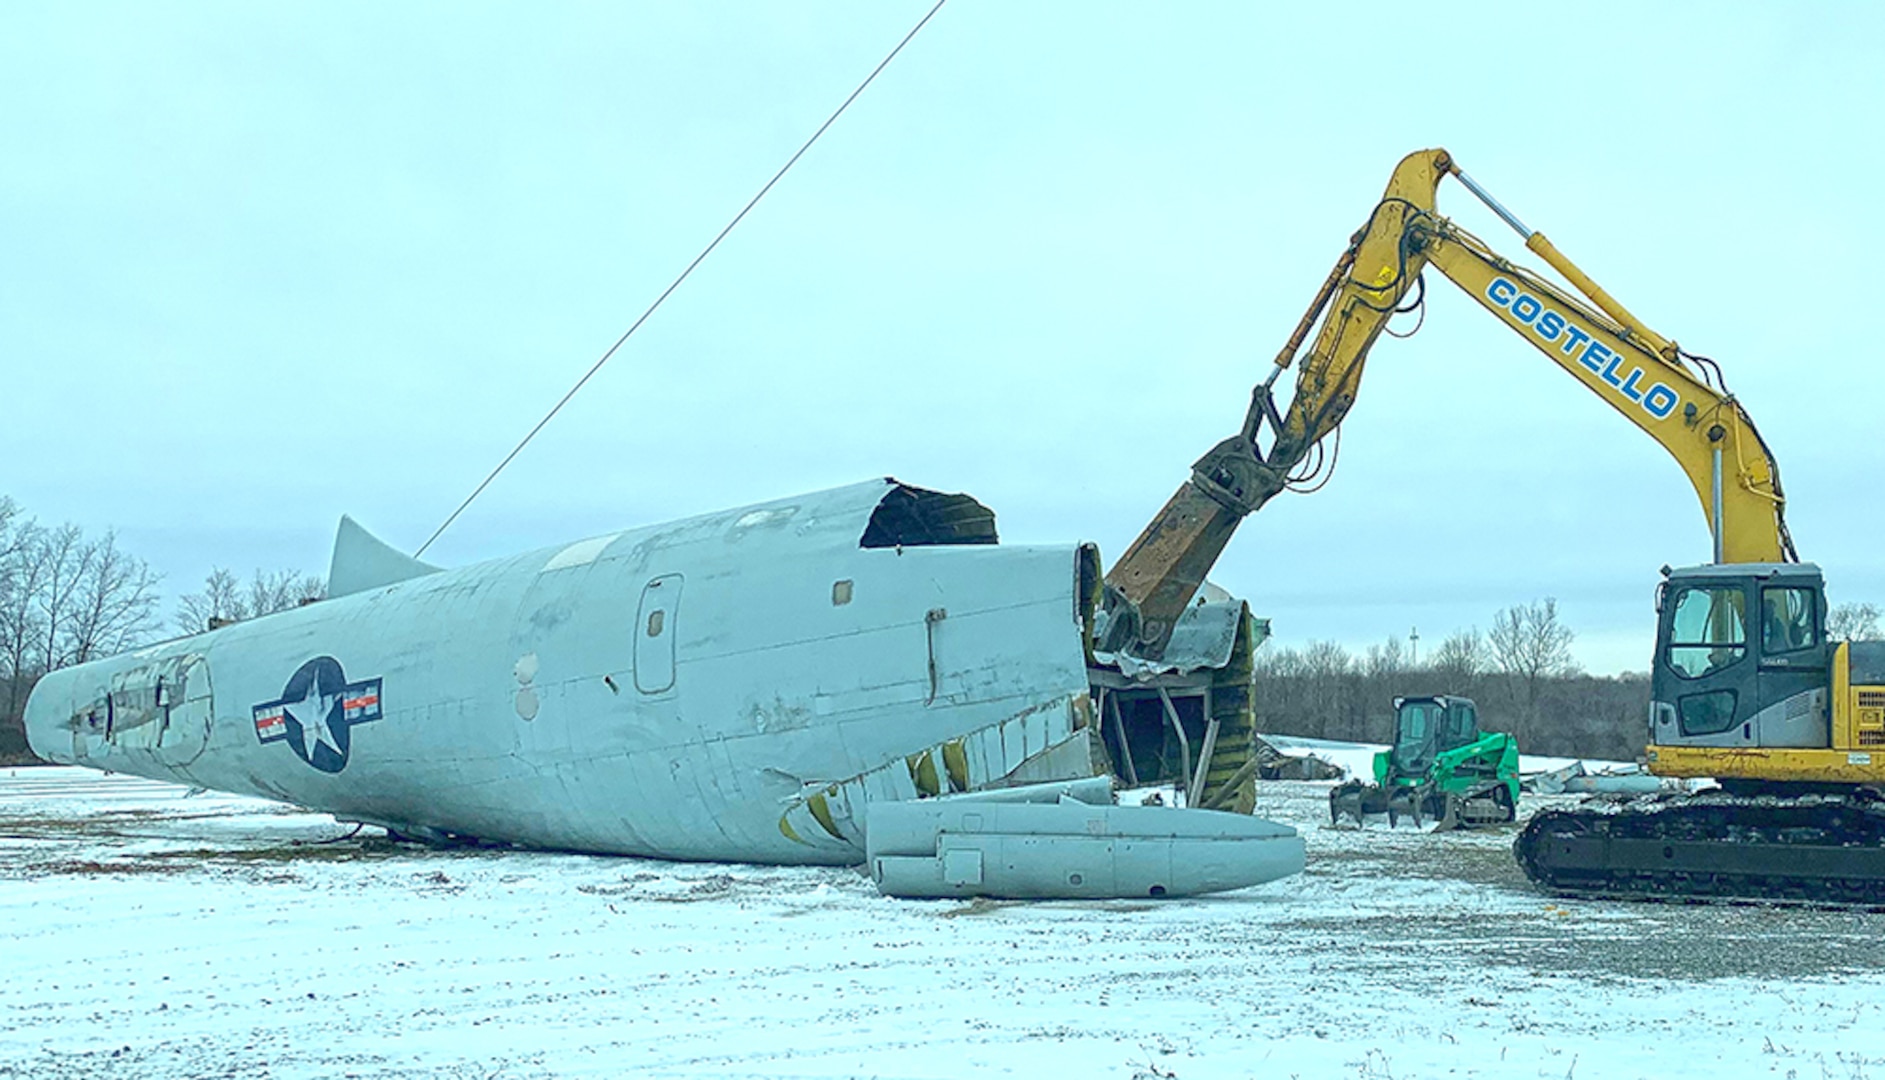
[5,1,1883,673]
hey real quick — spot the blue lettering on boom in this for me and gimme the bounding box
[1582,341,1612,374]
[1484,276,1678,423]
[1643,384,1678,418]
[1560,325,1592,356]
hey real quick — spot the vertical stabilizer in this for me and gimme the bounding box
[327,516,442,598]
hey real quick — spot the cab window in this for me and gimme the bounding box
[1392,701,1441,771]
[1444,702,1476,747]
[1761,587,1818,656]
[1666,585,1746,679]
[1397,702,1437,745]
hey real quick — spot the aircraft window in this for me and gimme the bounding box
[832,579,853,606]
[1666,585,1746,680]
[1677,689,1738,736]
[646,609,665,638]
[1762,587,1818,656]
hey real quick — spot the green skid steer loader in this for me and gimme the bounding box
[1328,695,1520,830]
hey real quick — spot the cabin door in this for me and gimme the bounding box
[635,575,682,693]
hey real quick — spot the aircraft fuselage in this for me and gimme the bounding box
[25,481,1101,864]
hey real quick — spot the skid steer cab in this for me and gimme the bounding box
[1329,695,1521,830]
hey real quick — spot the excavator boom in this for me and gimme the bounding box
[1122,148,1885,905]
[1104,148,1792,658]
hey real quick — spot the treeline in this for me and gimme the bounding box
[1253,596,1885,761]
[1251,598,1646,761]
[1253,654,1652,761]
[0,494,321,765]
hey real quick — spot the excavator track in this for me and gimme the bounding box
[1514,792,1885,908]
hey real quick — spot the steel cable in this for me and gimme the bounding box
[416,1,949,558]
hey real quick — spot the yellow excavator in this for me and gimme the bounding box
[1100,148,1885,904]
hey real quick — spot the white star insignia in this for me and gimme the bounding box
[283,678,339,760]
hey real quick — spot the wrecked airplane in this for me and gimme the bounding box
[23,479,1305,898]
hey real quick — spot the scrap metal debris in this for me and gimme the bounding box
[1521,761,1684,796]
[1253,736,1344,781]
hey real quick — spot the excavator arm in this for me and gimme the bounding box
[1103,148,1793,658]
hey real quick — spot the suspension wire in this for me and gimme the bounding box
[415,0,949,558]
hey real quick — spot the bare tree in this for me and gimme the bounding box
[246,568,325,616]
[1300,639,1353,739]
[176,567,325,633]
[1363,635,1406,679]
[1489,598,1579,739]
[1253,644,1306,679]
[0,514,45,723]
[3,523,160,689]
[1302,640,1353,679]
[0,497,22,565]
[1490,599,1578,683]
[1829,602,1881,643]
[0,499,28,663]
[61,531,160,664]
[1429,627,1487,683]
[33,524,88,671]
[175,567,243,633]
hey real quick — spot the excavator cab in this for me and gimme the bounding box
[1650,563,1833,754]
[1525,561,1885,901]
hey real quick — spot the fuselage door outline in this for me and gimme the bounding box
[635,575,682,694]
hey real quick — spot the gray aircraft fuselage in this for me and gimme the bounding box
[25,480,1107,865]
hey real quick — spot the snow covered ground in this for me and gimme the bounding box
[5,760,1885,1080]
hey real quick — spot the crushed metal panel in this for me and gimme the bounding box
[859,483,998,548]
[59,653,214,770]
[776,691,1099,857]
[1098,598,1245,678]
[1091,601,1265,813]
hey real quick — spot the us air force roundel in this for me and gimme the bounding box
[251,657,383,773]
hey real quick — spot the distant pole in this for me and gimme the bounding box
[1409,626,1420,667]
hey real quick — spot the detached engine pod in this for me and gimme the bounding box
[865,799,1304,899]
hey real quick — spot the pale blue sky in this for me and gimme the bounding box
[5,2,1883,672]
